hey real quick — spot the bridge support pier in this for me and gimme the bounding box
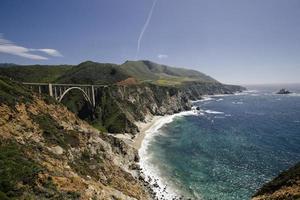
[91,85,95,107]
[49,83,53,97]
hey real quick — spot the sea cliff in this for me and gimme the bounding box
[0,77,150,199]
[64,82,244,134]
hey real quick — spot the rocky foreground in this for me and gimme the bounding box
[0,77,151,199]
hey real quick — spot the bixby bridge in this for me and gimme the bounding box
[23,83,107,107]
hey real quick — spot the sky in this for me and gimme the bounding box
[0,0,300,84]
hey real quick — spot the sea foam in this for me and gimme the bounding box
[205,109,224,114]
[139,111,197,199]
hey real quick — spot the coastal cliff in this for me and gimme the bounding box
[63,81,243,134]
[252,162,300,200]
[0,77,150,199]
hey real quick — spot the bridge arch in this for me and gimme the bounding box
[58,87,92,106]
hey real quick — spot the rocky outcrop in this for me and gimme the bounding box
[276,88,292,94]
[0,77,150,199]
[252,162,300,200]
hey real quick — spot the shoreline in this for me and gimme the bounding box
[132,115,165,150]
[133,111,199,200]
[132,92,246,199]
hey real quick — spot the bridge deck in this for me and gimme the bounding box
[22,82,107,87]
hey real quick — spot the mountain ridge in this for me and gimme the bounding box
[0,60,219,85]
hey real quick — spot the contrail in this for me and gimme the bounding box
[135,0,158,59]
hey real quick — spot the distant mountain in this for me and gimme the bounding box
[0,63,18,68]
[120,60,217,84]
[0,64,72,83]
[55,61,129,84]
[0,60,218,86]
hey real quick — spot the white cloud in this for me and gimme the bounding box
[31,48,63,57]
[157,54,168,59]
[0,35,62,60]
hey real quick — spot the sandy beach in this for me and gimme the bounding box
[132,111,199,200]
[132,115,164,150]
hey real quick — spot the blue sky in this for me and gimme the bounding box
[0,0,300,84]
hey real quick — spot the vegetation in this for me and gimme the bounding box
[120,60,217,85]
[69,149,103,181]
[31,113,80,148]
[253,162,300,198]
[0,60,217,86]
[93,87,135,133]
[0,64,72,83]
[55,61,129,84]
[0,76,33,107]
[0,141,42,198]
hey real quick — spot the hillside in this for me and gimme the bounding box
[120,60,217,85]
[252,162,300,200]
[0,60,218,86]
[0,64,72,83]
[55,61,129,85]
[0,76,151,199]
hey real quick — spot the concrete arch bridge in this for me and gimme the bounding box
[23,83,107,107]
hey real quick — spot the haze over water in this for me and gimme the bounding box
[142,84,300,199]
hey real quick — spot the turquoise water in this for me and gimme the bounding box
[145,85,300,199]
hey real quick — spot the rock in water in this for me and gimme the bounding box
[277,88,292,94]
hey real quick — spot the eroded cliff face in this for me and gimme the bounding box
[72,82,244,134]
[0,97,150,199]
[180,82,244,100]
[69,84,192,134]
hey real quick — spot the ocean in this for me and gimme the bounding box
[139,84,300,200]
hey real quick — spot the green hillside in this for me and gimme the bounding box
[55,61,129,84]
[120,60,217,85]
[120,60,160,81]
[0,64,72,83]
[0,60,219,86]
